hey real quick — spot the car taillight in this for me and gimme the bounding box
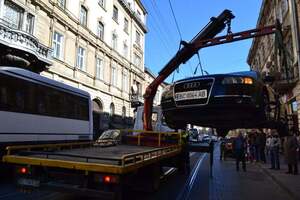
[103,175,118,184]
[19,167,29,174]
[94,174,119,184]
[103,175,111,183]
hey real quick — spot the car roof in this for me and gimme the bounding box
[176,70,259,83]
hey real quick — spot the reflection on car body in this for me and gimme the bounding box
[161,71,284,137]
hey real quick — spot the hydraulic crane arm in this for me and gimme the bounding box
[143,9,235,131]
[143,9,278,131]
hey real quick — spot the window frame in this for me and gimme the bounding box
[134,53,141,67]
[110,103,115,117]
[124,18,129,33]
[95,56,104,80]
[2,0,24,30]
[52,31,64,60]
[112,5,118,22]
[122,106,126,118]
[79,5,88,27]
[57,0,66,9]
[77,46,86,71]
[112,32,118,50]
[25,13,35,34]
[97,21,104,40]
[123,41,128,58]
[122,70,128,92]
[111,63,118,87]
[135,30,141,46]
[98,0,105,9]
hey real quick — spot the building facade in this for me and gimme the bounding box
[0,0,147,135]
[247,0,300,129]
[144,67,168,106]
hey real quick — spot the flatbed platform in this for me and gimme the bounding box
[3,142,182,174]
[20,145,161,165]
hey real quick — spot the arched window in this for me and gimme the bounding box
[92,99,103,113]
[122,106,126,118]
[110,103,115,116]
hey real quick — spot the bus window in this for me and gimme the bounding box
[0,87,8,109]
[15,90,25,112]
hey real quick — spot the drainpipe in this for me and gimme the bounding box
[289,0,300,76]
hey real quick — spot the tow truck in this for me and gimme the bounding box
[2,10,282,199]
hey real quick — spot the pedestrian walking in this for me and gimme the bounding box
[220,138,226,161]
[233,132,246,172]
[270,131,280,170]
[254,130,261,162]
[266,134,272,157]
[248,131,256,163]
[297,134,300,161]
[260,130,267,163]
[284,132,299,175]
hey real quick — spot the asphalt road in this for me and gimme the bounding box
[0,152,210,200]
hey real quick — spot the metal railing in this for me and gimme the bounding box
[4,133,182,168]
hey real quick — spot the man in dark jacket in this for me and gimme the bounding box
[260,130,267,163]
[233,132,246,172]
[284,133,299,175]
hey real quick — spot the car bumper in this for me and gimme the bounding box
[162,95,263,128]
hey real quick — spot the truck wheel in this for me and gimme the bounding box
[151,165,160,191]
[177,151,190,175]
[114,184,124,200]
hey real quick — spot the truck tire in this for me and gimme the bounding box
[177,150,190,175]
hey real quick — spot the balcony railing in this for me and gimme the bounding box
[273,64,299,92]
[0,18,52,69]
[130,93,144,107]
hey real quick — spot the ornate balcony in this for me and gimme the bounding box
[272,64,299,93]
[0,19,52,73]
[130,93,144,107]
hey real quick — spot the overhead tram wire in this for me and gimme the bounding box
[150,0,177,44]
[168,0,195,79]
[168,0,183,40]
[148,20,172,57]
[143,3,173,57]
[143,0,174,48]
[143,1,173,57]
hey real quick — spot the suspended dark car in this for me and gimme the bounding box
[161,71,286,137]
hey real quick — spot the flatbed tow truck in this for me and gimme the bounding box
[2,9,281,199]
[3,131,184,199]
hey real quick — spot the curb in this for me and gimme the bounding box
[259,164,298,200]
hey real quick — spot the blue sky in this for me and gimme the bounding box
[141,0,263,83]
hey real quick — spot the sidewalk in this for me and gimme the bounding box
[209,145,296,200]
[258,154,300,200]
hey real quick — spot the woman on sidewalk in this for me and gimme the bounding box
[270,131,280,170]
[266,134,272,158]
[284,132,299,175]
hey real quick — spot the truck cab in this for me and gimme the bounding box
[133,106,174,133]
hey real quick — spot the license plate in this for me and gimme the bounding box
[18,178,40,187]
[174,90,207,101]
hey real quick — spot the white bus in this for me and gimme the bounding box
[0,67,93,153]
